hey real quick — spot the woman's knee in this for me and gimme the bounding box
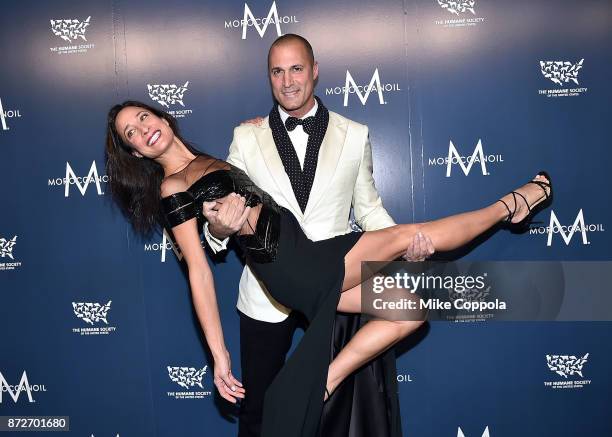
[337,287,361,313]
[393,320,424,339]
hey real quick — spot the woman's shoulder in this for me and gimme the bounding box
[160,174,189,198]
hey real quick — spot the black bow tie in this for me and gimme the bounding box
[284,116,316,136]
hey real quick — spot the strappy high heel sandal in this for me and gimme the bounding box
[497,171,553,232]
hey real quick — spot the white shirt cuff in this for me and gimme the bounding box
[203,222,230,253]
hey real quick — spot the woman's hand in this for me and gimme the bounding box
[202,193,251,239]
[240,116,264,126]
[213,349,245,403]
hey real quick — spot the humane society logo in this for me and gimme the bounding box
[0,234,22,271]
[538,58,587,98]
[49,16,95,55]
[166,366,212,399]
[544,353,591,389]
[434,0,485,28]
[147,82,193,118]
[71,300,117,336]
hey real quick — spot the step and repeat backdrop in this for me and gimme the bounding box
[1,0,611,436]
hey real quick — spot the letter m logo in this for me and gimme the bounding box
[547,209,589,246]
[0,371,35,403]
[0,97,8,131]
[242,2,282,39]
[343,68,385,107]
[161,229,183,263]
[65,161,103,197]
[457,426,490,437]
[446,139,488,177]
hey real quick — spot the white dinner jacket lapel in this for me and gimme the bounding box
[253,120,304,219]
[303,115,348,219]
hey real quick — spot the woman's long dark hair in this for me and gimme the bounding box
[105,100,201,237]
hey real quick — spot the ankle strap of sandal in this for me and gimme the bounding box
[497,190,529,223]
[527,179,551,200]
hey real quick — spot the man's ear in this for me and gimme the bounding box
[312,61,319,81]
[132,150,144,158]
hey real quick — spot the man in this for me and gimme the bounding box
[203,34,433,437]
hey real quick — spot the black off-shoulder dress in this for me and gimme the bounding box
[162,165,400,437]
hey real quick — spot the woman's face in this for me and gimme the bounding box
[114,106,175,159]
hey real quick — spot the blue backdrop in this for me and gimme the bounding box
[1,0,611,436]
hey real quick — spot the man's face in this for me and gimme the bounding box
[268,40,318,118]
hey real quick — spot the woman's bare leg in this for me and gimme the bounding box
[325,283,424,398]
[324,174,551,398]
[342,174,550,290]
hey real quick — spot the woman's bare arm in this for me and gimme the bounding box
[161,178,244,403]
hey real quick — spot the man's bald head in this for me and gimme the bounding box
[268,34,314,68]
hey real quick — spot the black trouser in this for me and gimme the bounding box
[238,311,399,437]
[238,310,299,437]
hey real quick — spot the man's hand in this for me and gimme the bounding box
[240,116,264,126]
[213,350,245,404]
[202,193,251,239]
[404,231,435,262]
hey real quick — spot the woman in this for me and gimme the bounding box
[106,101,551,437]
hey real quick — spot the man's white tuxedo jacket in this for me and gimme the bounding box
[206,110,395,322]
